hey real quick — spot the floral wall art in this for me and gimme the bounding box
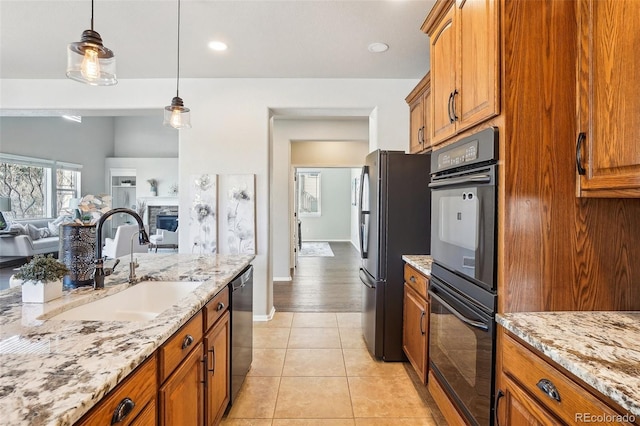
[189,174,217,254]
[219,174,256,255]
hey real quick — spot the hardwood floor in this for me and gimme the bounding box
[274,241,362,313]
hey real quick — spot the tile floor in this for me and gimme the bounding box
[221,312,444,426]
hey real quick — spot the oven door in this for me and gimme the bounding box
[428,276,495,426]
[430,165,496,291]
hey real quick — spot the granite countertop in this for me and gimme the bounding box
[0,253,254,426]
[402,255,432,276]
[497,311,640,417]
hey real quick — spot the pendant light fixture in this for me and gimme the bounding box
[66,0,117,86]
[164,0,191,129]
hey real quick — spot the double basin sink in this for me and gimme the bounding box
[45,281,203,322]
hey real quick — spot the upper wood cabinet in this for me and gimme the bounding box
[424,0,500,147]
[576,0,640,197]
[406,73,431,153]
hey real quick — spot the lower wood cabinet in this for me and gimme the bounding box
[205,311,231,425]
[402,263,429,384]
[159,343,205,426]
[496,327,636,426]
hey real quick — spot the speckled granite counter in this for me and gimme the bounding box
[497,311,640,417]
[0,253,254,426]
[402,255,432,276]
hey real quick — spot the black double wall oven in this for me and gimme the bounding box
[428,127,498,426]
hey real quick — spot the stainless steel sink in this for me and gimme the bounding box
[45,281,203,322]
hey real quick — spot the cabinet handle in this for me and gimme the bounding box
[447,92,454,123]
[181,334,194,350]
[111,397,135,424]
[417,126,423,145]
[451,89,458,122]
[217,302,225,311]
[208,347,216,373]
[419,310,426,335]
[494,389,504,426]
[536,378,561,402]
[576,132,586,175]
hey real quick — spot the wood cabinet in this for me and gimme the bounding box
[402,263,429,384]
[406,73,431,153]
[576,0,640,197]
[496,328,636,426]
[75,355,157,426]
[205,311,231,425]
[423,0,500,147]
[159,342,205,426]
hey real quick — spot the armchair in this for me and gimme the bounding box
[149,228,179,252]
[103,224,149,259]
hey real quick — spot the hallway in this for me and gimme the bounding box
[274,242,361,312]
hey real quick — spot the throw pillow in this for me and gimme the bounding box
[38,227,51,238]
[26,224,41,240]
[8,222,26,235]
[48,221,60,236]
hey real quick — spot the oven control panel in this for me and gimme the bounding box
[431,127,498,174]
[437,141,478,170]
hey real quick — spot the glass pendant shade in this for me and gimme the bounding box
[163,96,191,129]
[67,29,117,86]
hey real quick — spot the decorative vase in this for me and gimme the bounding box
[59,223,96,288]
[17,277,63,303]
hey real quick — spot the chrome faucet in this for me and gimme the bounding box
[94,208,150,289]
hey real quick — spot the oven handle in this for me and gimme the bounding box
[428,173,492,189]
[428,290,489,331]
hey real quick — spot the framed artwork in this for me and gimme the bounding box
[218,174,256,255]
[189,174,217,254]
[352,176,360,206]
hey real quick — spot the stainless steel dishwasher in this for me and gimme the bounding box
[229,265,253,405]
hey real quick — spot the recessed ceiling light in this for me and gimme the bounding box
[368,42,389,53]
[208,41,228,51]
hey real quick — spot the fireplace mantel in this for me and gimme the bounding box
[138,196,178,206]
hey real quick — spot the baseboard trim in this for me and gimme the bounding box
[253,306,276,322]
[301,239,351,242]
[350,240,360,252]
[273,276,292,282]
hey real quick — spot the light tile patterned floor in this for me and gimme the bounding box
[222,312,443,426]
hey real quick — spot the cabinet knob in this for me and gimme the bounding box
[536,378,561,402]
[410,276,417,284]
[217,302,225,311]
[181,334,194,350]
[111,397,135,424]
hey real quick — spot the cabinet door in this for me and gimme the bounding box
[430,5,458,146]
[409,96,425,154]
[402,284,428,384]
[205,311,231,425]
[496,377,561,426]
[456,0,500,132]
[159,343,205,426]
[577,0,640,196]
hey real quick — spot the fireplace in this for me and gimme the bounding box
[147,205,178,234]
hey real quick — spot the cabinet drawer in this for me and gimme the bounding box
[502,333,633,425]
[75,355,157,426]
[159,310,203,382]
[204,286,229,331]
[404,264,428,300]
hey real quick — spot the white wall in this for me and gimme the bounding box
[114,116,178,158]
[0,77,417,319]
[297,168,351,242]
[0,116,114,196]
[105,157,179,199]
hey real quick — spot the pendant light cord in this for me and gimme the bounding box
[176,0,181,97]
[90,0,94,31]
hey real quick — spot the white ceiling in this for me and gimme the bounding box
[0,0,435,80]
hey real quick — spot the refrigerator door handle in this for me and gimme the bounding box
[359,268,376,289]
[359,166,370,258]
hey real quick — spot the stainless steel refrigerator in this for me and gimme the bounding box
[359,150,431,361]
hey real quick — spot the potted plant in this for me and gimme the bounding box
[11,254,69,303]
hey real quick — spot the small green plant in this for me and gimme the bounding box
[15,254,69,283]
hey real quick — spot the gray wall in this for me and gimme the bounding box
[298,168,352,242]
[0,116,114,195]
[114,116,178,158]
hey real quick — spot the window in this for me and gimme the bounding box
[0,154,81,220]
[297,171,321,216]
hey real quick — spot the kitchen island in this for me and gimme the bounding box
[497,311,640,421]
[0,253,254,426]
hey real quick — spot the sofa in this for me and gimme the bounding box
[0,218,61,258]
